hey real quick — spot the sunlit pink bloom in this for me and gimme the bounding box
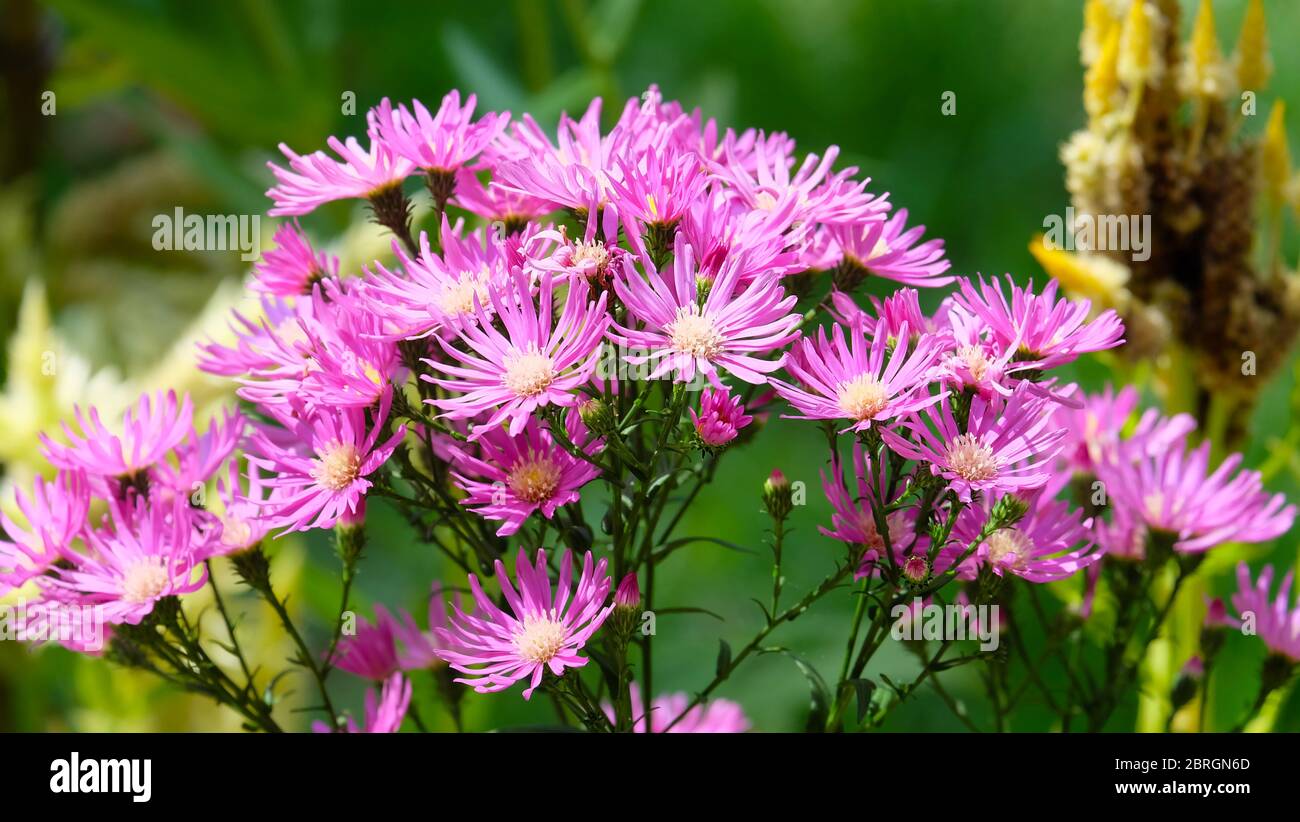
[951,275,1124,369]
[608,146,710,230]
[433,548,614,699]
[882,384,1064,503]
[372,92,509,174]
[450,168,553,225]
[266,120,416,216]
[613,573,641,609]
[151,407,244,496]
[679,186,800,283]
[773,321,944,433]
[292,288,402,408]
[389,583,452,671]
[449,414,602,537]
[829,209,952,287]
[690,386,753,447]
[1225,564,1300,662]
[935,306,1018,398]
[252,221,338,297]
[1053,385,1196,474]
[209,459,271,556]
[335,611,400,680]
[44,496,207,625]
[426,272,609,439]
[528,208,625,285]
[1096,438,1295,553]
[198,294,303,378]
[314,673,412,733]
[613,241,800,388]
[819,441,911,578]
[0,472,89,591]
[604,684,750,733]
[244,388,405,534]
[41,391,194,489]
[953,478,1098,583]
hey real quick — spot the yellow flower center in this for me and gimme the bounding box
[503,348,557,398]
[508,454,562,504]
[985,527,1033,568]
[837,374,889,422]
[123,559,170,603]
[667,306,724,359]
[514,615,568,664]
[437,268,492,318]
[956,344,990,381]
[312,441,362,491]
[945,433,998,482]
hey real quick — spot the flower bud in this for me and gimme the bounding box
[614,572,641,610]
[762,469,793,521]
[1170,656,1203,713]
[578,397,617,437]
[902,555,930,587]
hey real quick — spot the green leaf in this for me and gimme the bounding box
[850,678,876,724]
[760,647,831,732]
[715,639,732,677]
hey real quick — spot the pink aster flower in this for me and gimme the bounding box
[713,134,883,225]
[680,185,799,283]
[772,321,945,433]
[44,495,207,626]
[425,272,609,439]
[314,673,412,733]
[1054,385,1195,474]
[41,391,194,492]
[819,441,913,578]
[291,286,402,409]
[612,240,800,388]
[266,120,416,216]
[372,92,509,174]
[252,221,338,297]
[1225,563,1300,662]
[604,684,751,733]
[244,388,406,534]
[449,414,602,537]
[690,386,753,448]
[334,610,400,681]
[209,459,271,556]
[151,406,244,497]
[950,275,1124,370]
[1096,438,1295,553]
[450,168,553,226]
[198,294,303,379]
[882,384,1065,503]
[952,479,1098,583]
[389,583,453,671]
[608,145,711,232]
[0,471,89,591]
[829,209,953,287]
[433,548,614,699]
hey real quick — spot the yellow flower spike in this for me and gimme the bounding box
[1184,0,1227,100]
[1235,0,1271,94]
[1028,234,1130,307]
[1262,101,1293,211]
[1117,0,1152,91]
[1082,0,1118,66]
[1085,25,1122,119]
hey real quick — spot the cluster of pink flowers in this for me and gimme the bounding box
[9,85,1296,732]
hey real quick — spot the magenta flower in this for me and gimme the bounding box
[1096,438,1295,553]
[604,685,751,733]
[433,548,614,699]
[425,272,609,439]
[210,460,271,556]
[389,583,453,671]
[829,209,953,287]
[953,480,1098,583]
[449,414,602,537]
[451,168,553,226]
[819,441,912,577]
[0,471,89,591]
[613,573,641,609]
[151,406,244,497]
[361,218,515,339]
[608,146,711,232]
[690,386,753,448]
[244,388,406,534]
[314,673,412,733]
[772,321,945,433]
[1053,385,1195,474]
[951,275,1124,370]
[198,294,303,379]
[334,611,401,681]
[372,92,508,174]
[41,391,194,490]
[266,121,415,216]
[713,134,882,225]
[252,221,338,297]
[882,384,1064,502]
[1225,564,1300,662]
[45,495,207,625]
[612,241,800,388]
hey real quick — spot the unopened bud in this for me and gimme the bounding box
[763,469,793,521]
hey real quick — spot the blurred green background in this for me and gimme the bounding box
[2,0,1298,731]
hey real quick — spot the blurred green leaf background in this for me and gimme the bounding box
[2,0,1298,732]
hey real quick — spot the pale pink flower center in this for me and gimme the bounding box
[312,442,362,491]
[667,306,724,359]
[503,349,557,398]
[220,515,253,549]
[571,241,610,271]
[957,344,990,381]
[837,374,889,421]
[508,454,562,504]
[437,269,492,317]
[514,615,568,664]
[945,433,998,482]
[123,559,169,603]
[985,527,1033,568]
